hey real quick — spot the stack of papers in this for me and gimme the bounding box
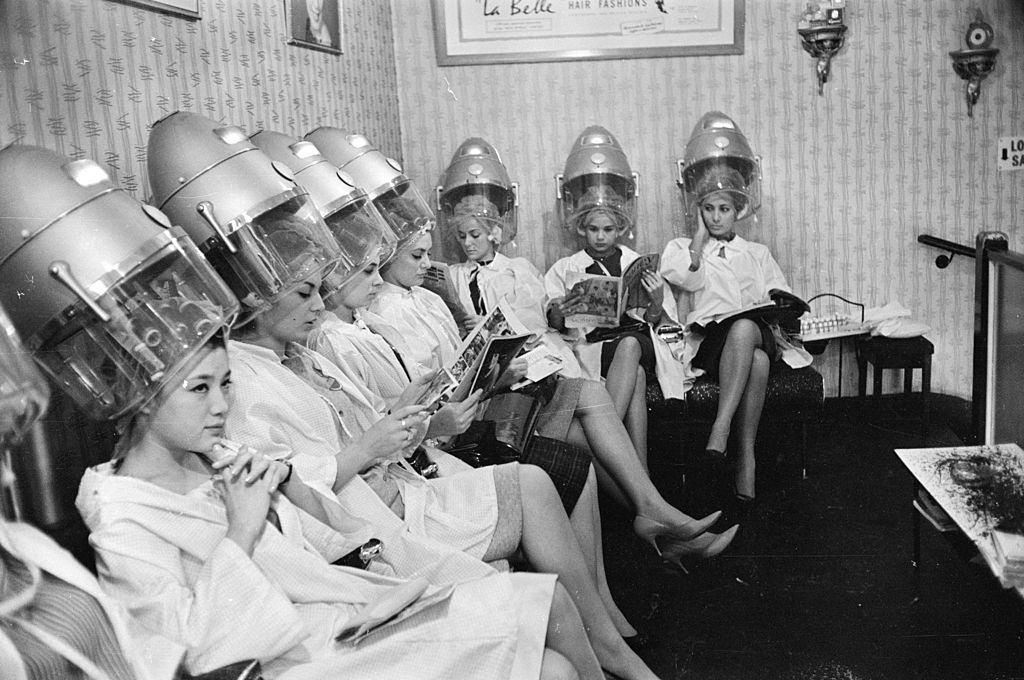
[992,529,1024,588]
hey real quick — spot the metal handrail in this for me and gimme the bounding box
[918,234,975,268]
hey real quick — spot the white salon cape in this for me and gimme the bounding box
[365,283,462,381]
[449,253,582,378]
[544,245,692,399]
[226,340,501,561]
[308,311,479,479]
[76,465,554,680]
[660,235,791,369]
[310,310,412,409]
[0,520,182,680]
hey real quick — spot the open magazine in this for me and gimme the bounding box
[416,298,568,409]
[564,253,661,329]
[690,289,810,334]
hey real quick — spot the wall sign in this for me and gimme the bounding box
[431,0,744,66]
[998,137,1024,172]
[110,0,200,19]
[287,0,343,55]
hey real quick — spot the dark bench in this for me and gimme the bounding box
[646,363,825,478]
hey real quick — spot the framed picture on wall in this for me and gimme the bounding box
[287,0,343,55]
[111,0,200,20]
[432,0,744,66]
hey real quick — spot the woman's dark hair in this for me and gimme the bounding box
[112,327,229,458]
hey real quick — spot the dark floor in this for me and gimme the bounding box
[601,394,1024,680]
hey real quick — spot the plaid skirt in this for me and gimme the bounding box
[520,435,592,514]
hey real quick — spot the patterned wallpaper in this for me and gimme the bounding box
[0,0,403,197]
[0,0,401,527]
[391,0,1024,400]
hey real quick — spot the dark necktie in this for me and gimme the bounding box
[469,265,487,316]
[719,245,727,259]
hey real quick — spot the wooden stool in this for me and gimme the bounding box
[856,336,934,442]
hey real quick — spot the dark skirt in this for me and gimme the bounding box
[599,330,656,377]
[692,317,778,380]
[517,376,590,513]
[520,435,592,514]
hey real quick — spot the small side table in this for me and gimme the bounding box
[856,336,934,443]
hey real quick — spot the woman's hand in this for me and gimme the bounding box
[213,445,280,556]
[547,293,584,331]
[426,389,482,437]
[460,314,484,334]
[352,405,430,467]
[641,270,665,312]
[689,212,710,270]
[391,371,436,413]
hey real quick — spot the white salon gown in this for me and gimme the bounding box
[449,253,582,378]
[76,465,554,680]
[226,340,501,561]
[365,283,462,381]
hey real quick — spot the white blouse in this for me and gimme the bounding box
[660,235,791,329]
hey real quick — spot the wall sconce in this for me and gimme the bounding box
[949,11,998,118]
[797,1,847,96]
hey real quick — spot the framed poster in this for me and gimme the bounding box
[111,0,201,19]
[431,0,744,66]
[287,0,343,55]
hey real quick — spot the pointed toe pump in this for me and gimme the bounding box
[658,524,739,573]
[633,510,723,551]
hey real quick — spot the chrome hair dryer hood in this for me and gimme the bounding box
[305,126,435,257]
[250,129,389,295]
[149,112,343,321]
[0,145,239,420]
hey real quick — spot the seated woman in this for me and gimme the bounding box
[309,240,646,640]
[76,333,606,680]
[365,228,736,566]
[228,271,662,680]
[660,112,791,514]
[542,128,693,469]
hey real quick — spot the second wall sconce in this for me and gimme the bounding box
[949,11,999,118]
[797,1,848,96]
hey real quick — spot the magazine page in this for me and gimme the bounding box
[510,346,565,390]
[447,306,514,402]
[712,299,776,323]
[468,333,532,400]
[620,253,661,311]
[416,368,458,412]
[564,271,620,329]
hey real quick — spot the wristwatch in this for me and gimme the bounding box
[359,538,384,564]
